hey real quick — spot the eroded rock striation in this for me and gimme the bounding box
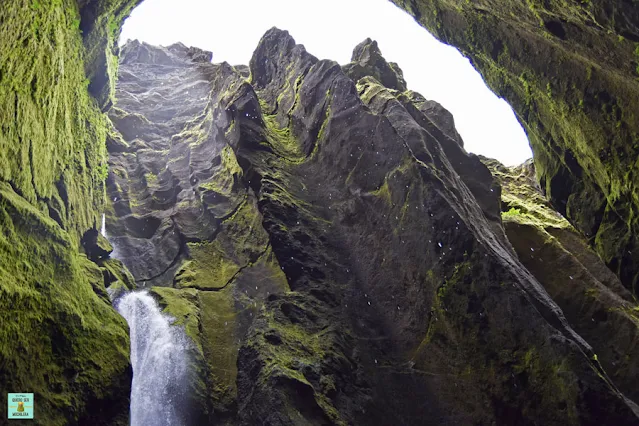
[390,0,639,295]
[106,30,639,424]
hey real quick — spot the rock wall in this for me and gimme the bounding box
[390,0,639,295]
[484,158,639,406]
[3,0,639,423]
[105,40,290,423]
[107,30,639,424]
[0,0,134,424]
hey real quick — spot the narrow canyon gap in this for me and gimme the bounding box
[1,0,639,425]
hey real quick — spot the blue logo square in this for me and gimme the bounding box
[7,393,34,420]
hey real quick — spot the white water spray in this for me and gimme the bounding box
[115,291,190,426]
[101,213,107,237]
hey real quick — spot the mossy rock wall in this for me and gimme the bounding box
[485,158,639,405]
[105,29,639,423]
[390,0,639,295]
[0,1,133,423]
[227,29,639,424]
[106,41,291,423]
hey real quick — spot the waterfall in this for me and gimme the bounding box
[115,291,191,426]
[101,213,107,237]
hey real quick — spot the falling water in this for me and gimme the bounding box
[115,291,191,426]
[101,213,107,237]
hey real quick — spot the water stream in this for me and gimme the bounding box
[114,291,190,426]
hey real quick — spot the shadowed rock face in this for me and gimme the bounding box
[484,158,639,406]
[81,0,639,300]
[389,0,639,296]
[108,29,639,425]
[106,40,236,286]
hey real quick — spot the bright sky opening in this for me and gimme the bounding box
[119,0,533,166]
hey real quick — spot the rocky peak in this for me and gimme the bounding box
[343,37,407,92]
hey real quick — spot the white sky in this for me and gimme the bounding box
[120,0,532,166]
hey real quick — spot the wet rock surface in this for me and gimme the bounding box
[485,158,639,406]
[107,29,639,425]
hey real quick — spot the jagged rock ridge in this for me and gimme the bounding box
[3,0,639,424]
[106,30,639,425]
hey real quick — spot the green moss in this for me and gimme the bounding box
[145,171,157,185]
[356,76,397,105]
[244,294,348,423]
[198,145,243,196]
[0,0,109,242]
[0,1,133,422]
[150,287,201,350]
[371,179,393,205]
[410,251,582,422]
[198,288,240,407]
[0,182,130,425]
[175,245,289,412]
[485,160,573,231]
[502,207,521,218]
[177,195,270,290]
[81,0,139,109]
[101,258,135,290]
[261,102,305,161]
[176,241,241,290]
[146,286,210,418]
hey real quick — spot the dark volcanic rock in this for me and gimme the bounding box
[342,38,407,92]
[107,40,290,423]
[484,157,639,406]
[107,29,639,425]
[106,41,245,287]
[390,0,639,296]
[82,228,113,261]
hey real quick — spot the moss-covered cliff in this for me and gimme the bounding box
[0,0,134,423]
[390,0,639,295]
[105,31,639,424]
[105,40,292,423]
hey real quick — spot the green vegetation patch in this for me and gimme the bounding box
[198,145,243,197]
[177,195,270,290]
[198,288,240,407]
[0,0,109,242]
[0,182,130,426]
[176,240,241,290]
[150,286,201,350]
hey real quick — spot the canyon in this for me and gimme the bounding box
[1,0,639,424]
